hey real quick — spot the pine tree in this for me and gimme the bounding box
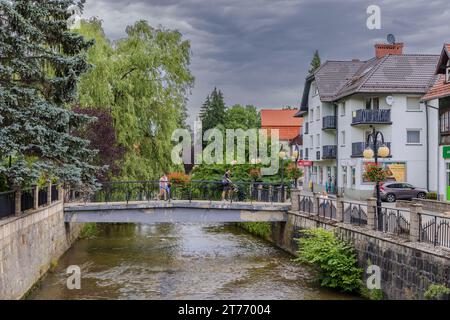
[308,50,321,74]
[0,0,98,189]
[200,88,226,132]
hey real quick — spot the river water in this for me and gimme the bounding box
[28,223,355,300]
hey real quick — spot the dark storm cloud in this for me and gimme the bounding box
[82,0,450,123]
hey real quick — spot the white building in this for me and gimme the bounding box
[422,44,450,201]
[296,43,439,200]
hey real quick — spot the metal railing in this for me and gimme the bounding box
[419,213,450,248]
[318,197,337,220]
[322,145,337,159]
[352,142,391,157]
[0,191,15,220]
[352,109,391,125]
[376,207,411,239]
[342,201,368,226]
[38,187,48,207]
[20,187,35,212]
[322,115,337,130]
[298,194,314,214]
[84,180,290,204]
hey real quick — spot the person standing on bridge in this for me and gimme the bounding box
[158,172,170,201]
[221,168,233,201]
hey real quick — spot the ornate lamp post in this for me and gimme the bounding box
[279,148,287,200]
[363,125,390,230]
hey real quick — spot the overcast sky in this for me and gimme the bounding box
[82,0,450,123]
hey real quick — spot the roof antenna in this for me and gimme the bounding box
[387,34,396,45]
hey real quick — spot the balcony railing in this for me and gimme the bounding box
[352,109,391,125]
[322,115,337,130]
[352,142,392,157]
[322,145,337,159]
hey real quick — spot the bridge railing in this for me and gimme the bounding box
[85,180,291,204]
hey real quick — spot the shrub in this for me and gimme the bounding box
[363,163,389,183]
[79,223,99,239]
[425,192,438,200]
[295,228,363,293]
[238,222,272,239]
[424,284,450,300]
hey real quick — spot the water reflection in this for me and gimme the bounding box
[28,223,356,300]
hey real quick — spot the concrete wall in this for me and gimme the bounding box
[269,211,450,300]
[0,201,83,299]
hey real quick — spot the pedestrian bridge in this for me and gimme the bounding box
[64,200,290,223]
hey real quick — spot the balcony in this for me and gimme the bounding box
[352,142,392,157]
[322,115,337,130]
[322,145,337,159]
[351,109,391,126]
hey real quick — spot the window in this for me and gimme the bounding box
[312,82,319,95]
[310,135,313,146]
[351,167,356,187]
[365,97,379,110]
[340,131,346,145]
[441,110,450,134]
[446,67,450,83]
[305,148,309,160]
[407,129,421,144]
[318,167,323,184]
[342,166,347,188]
[316,134,320,146]
[310,109,314,121]
[316,106,320,120]
[406,97,421,111]
[340,102,346,116]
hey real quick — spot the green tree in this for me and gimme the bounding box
[77,19,194,180]
[224,104,260,130]
[308,49,321,74]
[0,0,98,189]
[200,88,226,132]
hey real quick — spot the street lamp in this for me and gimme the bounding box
[363,125,390,230]
[279,148,287,201]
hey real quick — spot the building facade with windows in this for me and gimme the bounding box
[422,44,450,201]
[296,43,439,200]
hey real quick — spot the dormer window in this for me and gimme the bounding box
[446,61,450,83]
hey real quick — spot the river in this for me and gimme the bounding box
[28,223,356,300]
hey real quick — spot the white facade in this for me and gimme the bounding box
[301,89,431,200]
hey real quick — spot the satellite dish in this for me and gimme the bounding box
[387,34,396,45]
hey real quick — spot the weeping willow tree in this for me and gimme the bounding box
[77,18,194,180]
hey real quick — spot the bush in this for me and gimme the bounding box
[424,284,450,300]
[425,192,438,200]
[237,222,272,239]
[79,223,99,239]
[295,228,363,293]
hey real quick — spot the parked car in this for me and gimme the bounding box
[378,182,428,202]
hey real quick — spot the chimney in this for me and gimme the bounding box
[375,43,404,58]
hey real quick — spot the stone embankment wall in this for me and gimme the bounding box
[0,201,83,299]
[267,190,450,300]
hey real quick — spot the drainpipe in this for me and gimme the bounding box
[334,102,339,195]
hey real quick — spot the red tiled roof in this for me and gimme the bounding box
[260,109,303,127]
[422,74,450,101]
[260,109,303,140]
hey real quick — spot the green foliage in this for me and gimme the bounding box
[0,0,98,188]
[308,50,321,74]
[238,222,272,239]
[424,284,450,300]
[199,88,226,133]
[361,287,384,300]
[77,19,194,181]
[425,192,438,200]
[224,104,260,130]
[295,228,363,293]
[79,223,99,239]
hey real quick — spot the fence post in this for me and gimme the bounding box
[33,185,39,209]
[336,196,344,222]
[47,182,52,205]
[58,185,64,202]
[409,203,422,242]
[313,192,320,214]
[367,198,377,230]
[15,189,22,216]
[290,188,301,211]
[257,184,262,202]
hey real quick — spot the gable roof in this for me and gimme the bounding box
[422,74,450,101]
[435,44,450,74]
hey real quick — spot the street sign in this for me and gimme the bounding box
[298,160,313,167]
[443,146,450,159]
